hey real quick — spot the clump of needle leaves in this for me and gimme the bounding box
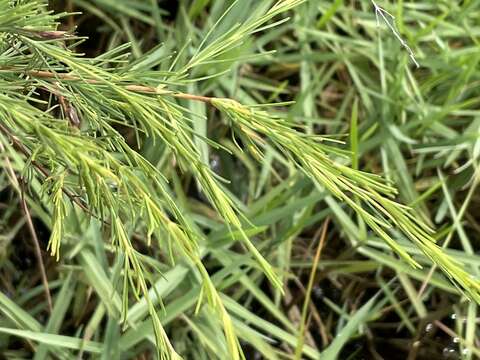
[1,0,480,359]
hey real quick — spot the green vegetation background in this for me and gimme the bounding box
[0,1,479,359]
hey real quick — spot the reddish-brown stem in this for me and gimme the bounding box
[0,139,53,313]
[0,122,94,216]
[20,181,53,313]
[5,69,214,104]
[0,123,153,237]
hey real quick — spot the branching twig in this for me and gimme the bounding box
[0,68,215,104]
[371,0,420,68]
[0,122,93,216]
[54,82,81,128]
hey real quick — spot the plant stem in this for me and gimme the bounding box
[0,122,93,215]
[1,68,215,104]
[294,217,330,359]
[0,140,52,312]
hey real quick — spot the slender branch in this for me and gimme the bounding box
[0,122,93,216]
[0,140,53,312]
[55,82,81,128]
[371,0,420,68]
[294,218,330,359]
[0,122,153,240]
[1,68,215,104]
[20,180,53,313]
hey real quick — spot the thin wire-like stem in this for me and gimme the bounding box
[0,141,53,312]
[371,0,420,68]
[0,68,215,104]
[294,218,330,359]
[0,122,92,215]
[20,181,53,313]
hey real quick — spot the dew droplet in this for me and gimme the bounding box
[312,286,324,301]
[451,313,457,320]
[425,323,434,333]
[442,346,456,358]
[453,337,460,343]
[462,348,469,355]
